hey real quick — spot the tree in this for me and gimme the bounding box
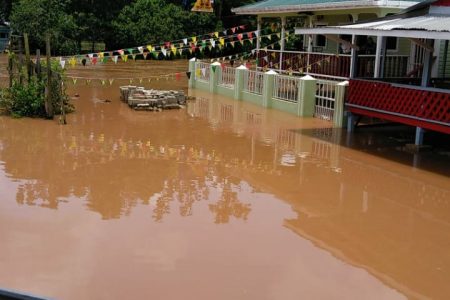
[10,0,78,55]
[112,0,221,48]
[0,0,12,21]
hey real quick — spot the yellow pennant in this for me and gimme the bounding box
[69,57,77,67]
[214,32,219,38]
[121,55,128,62]
[109,79,114,86]
[192,37,197,44]
[147,45,153,52]
[219,38,225,46]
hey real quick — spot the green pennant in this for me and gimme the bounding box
[212,65,217,73]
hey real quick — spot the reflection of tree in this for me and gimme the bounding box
[209,180,251,224]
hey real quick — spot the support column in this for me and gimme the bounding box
[297,75,316,117]
[280,16,286,72]
[349,14,358,78]
[234,65,248,100]
[415,127,425,146]
[188,57,196,89]
[421,39,434,87]
[262,70,277,107]
[256,16,262,51]
[306,16,314,72]
[374,36,386,78]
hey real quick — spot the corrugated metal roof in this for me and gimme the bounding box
[232,0,421,14]
[337,14,450,32]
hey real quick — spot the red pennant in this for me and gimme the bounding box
[165,42,171,48]
[240,25,245,30]
[231,27,236,33]
[91,57,98,65]
[248,32,253,39]
[237,34,243,41]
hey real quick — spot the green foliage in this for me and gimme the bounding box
[113,0,222,48]
[10,0,78,55]
[0,56,72,118]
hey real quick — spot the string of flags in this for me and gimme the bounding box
[65,72,189,86]
[54,27,294,69]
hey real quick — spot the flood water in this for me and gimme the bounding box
[1,59,450,300]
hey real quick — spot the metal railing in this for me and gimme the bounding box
[314,79,337,121]
[195,62,210,83]
[243,70,264,95]
[273,74,300,103]
[219,66,235,88]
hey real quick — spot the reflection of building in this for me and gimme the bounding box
[188,90,450,299]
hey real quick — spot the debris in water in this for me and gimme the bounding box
[119,86,186,111]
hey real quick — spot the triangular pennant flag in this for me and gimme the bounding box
[86,79,91,85]
[210,39,216,48]
[276,33,281,39]
[248,32,253,39]
[219,38,225,46]
[231,27,236,33]
[214,32,219,38]
[212,65,217,73]
[59,60,65,69]
[165,42,171,48]
[132,54,137,61]
[240,25,245,30]
[171,46,177,55]
[109,79,114,86]
[129,79,133,84]
[72,78,77,85]
[230,41,235,48]
[223,30,227,35]
[101,79,106,86]
[255,31,259,37]
[143,52,148,59]
[99,52,104,59]
[118,49,124,55]
[138,46,144,53]
[69,56,77,67]
[237,34,243,41]
[88,53,94,59]
[161,48,167,57]
[208,45,212,51]
[178,49,183,56]
[183,38,188,45]
[91,57,98,65]
[147,45,153,52]
[113,56,118,64]
[121,55,128,62]
[192,37,197,44]
[102,57,108,64]
[139,78,143,84]
[127,48,134,54]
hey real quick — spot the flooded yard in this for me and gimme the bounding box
[1,59,450,299]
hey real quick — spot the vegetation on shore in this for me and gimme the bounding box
[2,0,256,55]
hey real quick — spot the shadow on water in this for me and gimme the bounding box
[294,124,450,177]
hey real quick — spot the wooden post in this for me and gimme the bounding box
[59,75,67,125]
[24,33,31,81]
[45,34,54,118]
[8,53,13,88]
[36,49,41,80]
[18,36,24,84]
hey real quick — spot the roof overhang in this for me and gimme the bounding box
[295,26,450,40]
[232,1,419,15]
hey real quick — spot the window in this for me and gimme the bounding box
[314,24,327,48]
[386,37,398,51]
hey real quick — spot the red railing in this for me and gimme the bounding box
[348,79,450,134]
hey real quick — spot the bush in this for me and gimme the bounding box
[6,78,46,117]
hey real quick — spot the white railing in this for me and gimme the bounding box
[314,79,337,121]
[195,62,210,83]
[219,66,235,88]
[273,75,300,103]
[243,70,264,95]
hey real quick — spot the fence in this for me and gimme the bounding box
[243,70,264,95]
[219,66,236,88]
[195,62,210,82]
[273,74,300,103]
[314,79,337,121]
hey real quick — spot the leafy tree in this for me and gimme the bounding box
[113,0,221,48]
[0,0,12,21]
[10,0,78,55]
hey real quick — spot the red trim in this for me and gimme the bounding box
[433,0,450,6]
[348,107,450,134]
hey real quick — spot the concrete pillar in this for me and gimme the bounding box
[421,39,434,87]
[334,81,349,128]
[188,57,196,89]
[234,65,248,100]
[374,36,386,78]
[280,16,286,72]
[297,75,317,117]
[347,112,355,132]
[262,70,277,107]
[210,62,221,94]
[415,127,425,146]
[349,14,358,78]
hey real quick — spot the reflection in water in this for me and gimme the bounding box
[0,61,449,300]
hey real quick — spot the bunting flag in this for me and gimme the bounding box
[113,56,118,64]
[69,57,77,67]
[121,55,128,62]
[183,38,188,45]
[147,45,153,52]
[109,79,114,85]
[138,46,144,53]
[186,71,191,79]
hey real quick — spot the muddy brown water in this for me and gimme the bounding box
[0,59,450,300]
